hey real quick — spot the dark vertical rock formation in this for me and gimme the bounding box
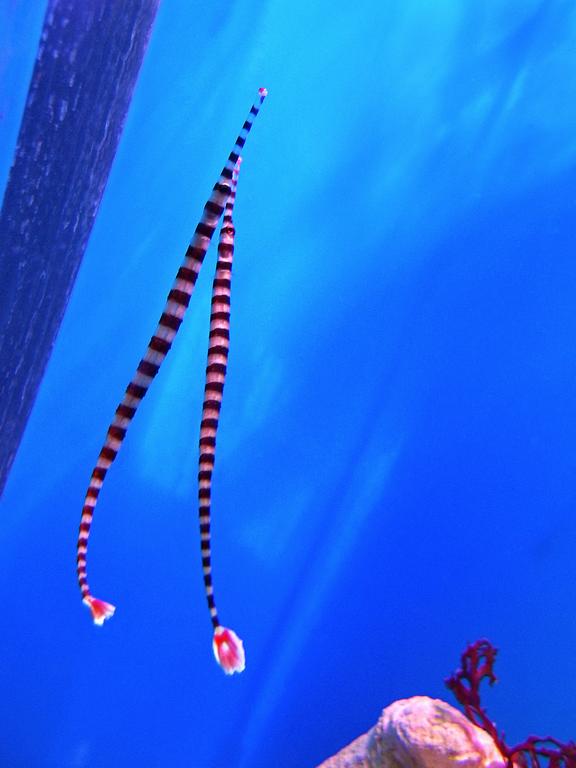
[0,0,160,496]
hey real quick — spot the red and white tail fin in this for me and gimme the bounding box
[76,89,267,624]
[83,596,116,626]
[213,626,246,675]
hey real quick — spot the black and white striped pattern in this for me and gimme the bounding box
[199,159,240,629]
[77,88,267,628]
[200,160,247,674]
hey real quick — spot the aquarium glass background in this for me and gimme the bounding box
[1,1,575,766]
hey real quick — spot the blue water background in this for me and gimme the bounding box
[1,1,575,766]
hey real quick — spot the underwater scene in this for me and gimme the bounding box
[1,1,575,766]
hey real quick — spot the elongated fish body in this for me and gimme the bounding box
[76,90,267,674]
[199,160,245,674]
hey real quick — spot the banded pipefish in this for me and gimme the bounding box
[76,89,267,674]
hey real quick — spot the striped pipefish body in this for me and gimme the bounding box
[76,89,267,674]
[199,160,245,674]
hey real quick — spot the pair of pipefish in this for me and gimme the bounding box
[76,88,268,675]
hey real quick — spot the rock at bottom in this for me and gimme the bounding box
[317,696,505,768]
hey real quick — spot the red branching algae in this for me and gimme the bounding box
[445,639,576,768]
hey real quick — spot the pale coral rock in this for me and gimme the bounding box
[317,696,506,768]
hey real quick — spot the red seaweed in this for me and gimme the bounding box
[445,639,576,768]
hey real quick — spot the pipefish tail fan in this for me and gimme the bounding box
[198,159,246,674]
[77,88,268,627]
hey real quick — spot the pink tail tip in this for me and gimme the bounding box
[212,626,245,675]
[83,596,116,626]
[258,87,268,98]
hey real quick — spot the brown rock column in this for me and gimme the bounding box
[0,0,161,495]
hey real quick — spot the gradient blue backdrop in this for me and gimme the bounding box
[1,2,575,766]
